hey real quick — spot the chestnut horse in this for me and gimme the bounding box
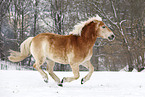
[8,15,115,87]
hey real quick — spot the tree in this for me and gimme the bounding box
[89,0,145,71]
[0,0,12,60]
[49,0,65,35]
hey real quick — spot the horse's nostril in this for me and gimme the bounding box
[108,35,115,40]
[111,35,114,38]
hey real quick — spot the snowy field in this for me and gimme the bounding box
[0,70,145,97]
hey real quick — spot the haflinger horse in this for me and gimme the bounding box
[8,15,115,87]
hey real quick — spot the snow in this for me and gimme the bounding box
[0,60,26,70]
[0,70,145,97]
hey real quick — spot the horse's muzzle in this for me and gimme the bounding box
[108,35,115,41]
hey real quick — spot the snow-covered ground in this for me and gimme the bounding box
[0,70,145,97]
[0,60,26,70]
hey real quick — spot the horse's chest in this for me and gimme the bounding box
[82,50,92,63]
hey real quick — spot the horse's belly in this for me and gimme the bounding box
[46,53,69,64]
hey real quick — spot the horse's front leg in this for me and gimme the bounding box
[81,61,94,84]
[61,64,80,83]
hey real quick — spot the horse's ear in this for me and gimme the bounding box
[93,20,97,23]
[93,20,100,28]
[96,21,100,28]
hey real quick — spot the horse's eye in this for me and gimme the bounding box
[102,26,106,28]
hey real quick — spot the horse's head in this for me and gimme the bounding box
[69,15,115,41]
[94,20,115,41]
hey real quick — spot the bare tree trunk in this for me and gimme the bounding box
[0,0,11,60]
[33,0,38,36]
[0,13,4,60]
[127,51,133,72]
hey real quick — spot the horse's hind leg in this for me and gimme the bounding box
[33,58,48,83]
[61,64,80,83]
[46,59,61,86]
[81,61,94,84]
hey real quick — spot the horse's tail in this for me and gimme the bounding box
[8,37,33,62]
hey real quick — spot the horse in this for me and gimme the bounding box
[8,15,115,87]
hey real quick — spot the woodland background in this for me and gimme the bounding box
[0,0,144,71]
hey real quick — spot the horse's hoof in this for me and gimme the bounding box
[58,83,63,87]
[61,79,64,83]
[44,80,48,83]
[81,78,84,84]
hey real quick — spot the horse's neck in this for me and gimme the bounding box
[78,23,97,48]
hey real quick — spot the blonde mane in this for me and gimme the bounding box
[69,15,102,36]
